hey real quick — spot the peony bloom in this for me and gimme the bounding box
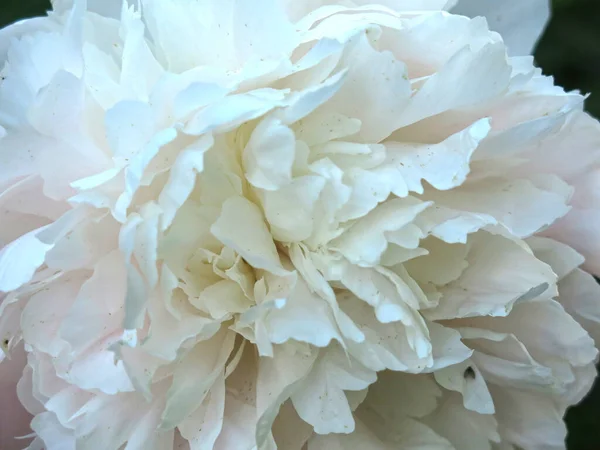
[0,0,599,449]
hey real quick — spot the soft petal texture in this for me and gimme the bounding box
[452,0,550,56]
[0,346,33,450]
[0,228,53,292]
[0,1,599,449]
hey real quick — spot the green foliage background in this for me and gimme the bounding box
[0,1,599,449]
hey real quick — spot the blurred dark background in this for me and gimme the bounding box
[1,0,599,449]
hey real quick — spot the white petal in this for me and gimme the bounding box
[388,418,455,450]
[141,266,221,361]
[30,412,76,450]
[73,388,172,450]
[0,227,53,292]
[422,392,500,450]
[119,213,148,331]
[196,280,253,320]
[404,237,469,286]
[291,346,376,434]
[160,328,235,430]
[0,176,64,246]
[546,205,600,277]
[384,119,490,194]
[260,176,326,242]
[0,17,54,61]
[143,0,297,72]
[114,128,178,221]
[21,275,84,358]
[63,350,134,396]
[211,196,287,276]
[173,82,231,120]
[527,236,584,280]
[322,32,411,142]
[361,371,442,423]
[119,4,164,101]
[52,0,123,17]
[309,416,455,449]
[335,261,431,357]
[158,134,214,230]
[184,89,286,136]
[288,244,365,343]
[379,12,495,77]
[307,420,383,450]
[255,344,317,448]
[396,42,511,128]
[452,0,550,56]
[434,360,495,414]
[425,233,556,320]
[425,175,572,239]
[213,347,259,450]
[339,291,431,372]
[280,70,348,126]
[264,272,344,348]
[558,268,600,346]
[426,322,473,372]
[293,112,360,147]
[468,299,598,370]
[333,197,430,267]
[488,386,566,450]
[270,400,313,450]
[243,118,295,191]
[460,328,556,392]
[178,372,226,450]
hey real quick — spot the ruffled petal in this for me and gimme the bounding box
[451,0,550,56]
[291,346,376,434]
[210,196,287,276]
[160,328,235,430]
[0,227,53,292]
[558,268,600,346]
[424,233,556,320]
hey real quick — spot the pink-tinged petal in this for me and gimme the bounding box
[0,176,68,244]
[424,232,556,320]
[422,392,500,450]
[507,112,600,182]
[321,33,411,142]
[256,344,317,448]
[0,227,53,293]
[160,327,235,430]
[544,167,600,276]
[0,1,598,448]
[0,346,33,450]
[213,346,259,450]
[546,207,600,277]
[21,273,86,358]
[527,236,584,280]
[177,373,226,450]
[558,268,600,346]
[489,386,566,450]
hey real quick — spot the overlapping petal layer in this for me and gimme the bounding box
[0,1,598,449]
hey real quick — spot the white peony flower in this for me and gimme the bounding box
[0,0,598,449]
